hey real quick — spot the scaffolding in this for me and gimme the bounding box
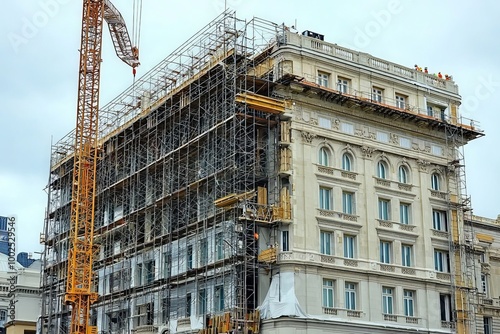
[41,11,289,334]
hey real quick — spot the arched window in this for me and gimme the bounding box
[342,153,352,171]
[398,165,409,184]
[377,161,387,179]
[318,147,330,166]
[431,173,440,190]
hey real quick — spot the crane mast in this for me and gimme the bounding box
[65,2,138,334]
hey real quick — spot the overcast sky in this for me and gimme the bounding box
[2,0,499,255]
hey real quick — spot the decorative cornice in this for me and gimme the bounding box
[417,159,431,172]
[301,131,316,144]
[360,145,376,158]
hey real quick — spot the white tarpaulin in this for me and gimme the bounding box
[258,272,308,319]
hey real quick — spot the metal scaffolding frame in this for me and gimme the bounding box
[41,11,288,334]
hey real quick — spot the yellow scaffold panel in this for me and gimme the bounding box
[235,92,285,114]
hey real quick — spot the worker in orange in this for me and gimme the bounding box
[438,72,443,79]
[254,232,259,240]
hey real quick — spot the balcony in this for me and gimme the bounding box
[317,209,360,223]
[377,219,417,234]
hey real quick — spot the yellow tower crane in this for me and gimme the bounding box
[65,1,139,334]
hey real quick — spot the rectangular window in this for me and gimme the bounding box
[396,94,406,109]
[481,274,488,295]
[484,317,492,334]
[200,238,208,266]
[376,131,389,143]
[403,290,414,316]
[344,235,356,258]
[320,231,332,255]
[378,199,390,221]
[401,244,413,267]
[215,285,224,312]
[319,186,332,210]
[198,289,207,315]
[318,116,331,129]
[427,105,434,116]
[145,260,155,284]
[434,249,450,272]
[382,287,394,314]
[400,203,410,225]
[186,293,192,317]
[380,241,392,264]
[337,77,349,93]
[399,137,411,149]
[372,87,383,103]
[440,294,452,321]
[342,191,354,214]
[318,71,329,87]
[0,217,7,231]
[431,145,443,156]
[345,282,356,310]
[187,245,193,270]
[322,279,334,308]
[136,263,143,286]
[341,122,354,134]
[433,210,448,232]
[216,232,224,260]
[282,230,289,252]
[163,252,171,278]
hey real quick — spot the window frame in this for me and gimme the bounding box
[398,165,409,184]
[382,287,394,314]
[433,209,448,232]
[337,77,350,94]
[318,147,330,166]
[345,282,357,310]
[403,290,415,317]
[380,240,392,264]
[372,87,383,103]
[431,173,441,191]
[198,288,207,315]
[214,285,225,312]
[320,231,332,255]
[401,244,413,267]
[322,279,335,308]
[318,71,330,87]
[377,161,387,179]
[319,186,333,210]
[282,230,290,252]
[440,294,452,322]
[342,191,355,215]
[378,198,390,221]
[343,234,356,259]
[395,94,406,109]
[342,153,352,171]
[484,316,492,334]
[400,202,410,225]
[434,249,450,272]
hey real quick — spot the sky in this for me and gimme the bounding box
[1,0,499,256]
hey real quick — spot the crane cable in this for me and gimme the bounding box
[132,0,143,98]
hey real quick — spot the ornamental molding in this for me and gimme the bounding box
[301,131,316,144]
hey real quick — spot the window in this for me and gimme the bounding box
[400,203,410,225]
[480,252,486,263]
[434,249,450,272]
[187,245,193,270]
[431,173,440,190]
[372,87,383,103]
[380,241,392,264]
[341,122,354,134]
[319,186,332,210]
[144,260,155,284]
[403,290,415,316]
[215,285,224,312]
[382,287,394,314]
[427,105,434,117]
[344,235,356,258]
[396,94,406,109]
[398,166,409,184]
[186,293,192,317]
[481,274,488,295]
[345,282,356,310]
[484,317,492,334]
[399,137,411,149]
[342,191,354,214]
[282,230,289,252]
[440,294,452,322]
[0,217,6,231]
[342,153,352,171]
[200,238,208,266]
[433,210,448,231]
[136,263,143,285]
[163,252,171,278]
[431,145,443,156]
[376,131,389,143]
[337,77,349,93]
[401,244,413,267]
[318,147,329,166]
[198,289,207,315]
[320,231,332,255]
[378,198,390,221]
[377,161,387,179]
[322,279,334,308]
[318,116,331,129]
[216,232,224,260]
[318,71,329,87]
[0,310,6,322]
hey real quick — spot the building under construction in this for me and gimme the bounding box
[40,11,487,334]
